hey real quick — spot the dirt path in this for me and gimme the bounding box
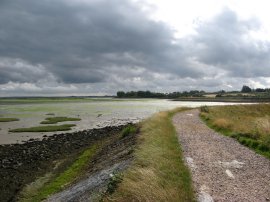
[173,109,270,202]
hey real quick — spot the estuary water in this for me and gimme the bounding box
[0,98,238,144]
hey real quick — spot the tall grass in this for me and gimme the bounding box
[104,108,195,201]
[200,104,270,158]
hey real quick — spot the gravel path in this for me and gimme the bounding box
[173,109,270,202]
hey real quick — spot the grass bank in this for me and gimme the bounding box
[19,145,98,202]
[200,104,270,158]
[9,124,76,132]
[104,108,195,201]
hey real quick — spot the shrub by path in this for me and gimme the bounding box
[173,109,270,202]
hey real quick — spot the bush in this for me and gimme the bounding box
[258,144,269,152]
[251,141,259,149]
[241,85,252,93]
[240,132,259,140]
[239,138,247,146]
[121,125,137,138]
[200,112,210,121]
[230,133,240,139]
[106,173,123,194]
[200,106,209,113]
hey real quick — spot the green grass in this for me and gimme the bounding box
[19,145,98,202]
[9,124,76,132]
[200,104,270,158]
[0,117,19,122]
[105,108,195,201]
[40,117,81,124]
[120,125,137,138]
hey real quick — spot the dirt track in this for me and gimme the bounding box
[173,109,270,202]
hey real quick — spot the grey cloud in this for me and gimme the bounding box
[0,57,56,84]
[0,2,270,96]
[192,8,270,77]
[0,0,201,85]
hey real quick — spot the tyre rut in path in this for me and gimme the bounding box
[173,109,270,202]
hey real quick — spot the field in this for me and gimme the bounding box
[200,104,270,158]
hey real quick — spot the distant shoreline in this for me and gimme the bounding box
[172,98,270,103]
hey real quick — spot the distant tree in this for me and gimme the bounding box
[218,90,226,93]
[241,85,252,93]
[117,91,125,98]
[145,90,151,98]
[255,88,266,92]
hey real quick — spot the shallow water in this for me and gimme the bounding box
[0,98,238,144]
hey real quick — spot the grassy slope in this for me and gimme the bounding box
[9,124,76,132]
[200,104,270,158]
[19,145,98,202]
[105,108,195,201]
[40,117,81,124]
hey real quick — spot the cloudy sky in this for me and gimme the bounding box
[1,0,270,96]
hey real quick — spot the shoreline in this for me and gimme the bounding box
[0,124,132,201]
[173,98,270,103]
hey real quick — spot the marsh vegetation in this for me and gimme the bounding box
[9,124,76,132]
[0,117,19,122]
[40,117,81,124]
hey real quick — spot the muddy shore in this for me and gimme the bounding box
[0,124,135,202]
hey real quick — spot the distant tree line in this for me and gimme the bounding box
[117,86,270,99]
[116,90,206,98]
[241,85,270,93]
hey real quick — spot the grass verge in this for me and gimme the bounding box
[104,108,195,201]
[9,124,76,132]
[200,104,270,159]
[0,118,19,122]
[19,145,98,202]
[40,117,81,124]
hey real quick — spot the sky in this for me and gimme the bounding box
[1,0,270,96]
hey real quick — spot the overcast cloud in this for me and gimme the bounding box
[0,0,270,96]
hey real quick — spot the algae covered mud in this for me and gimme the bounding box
[0,97,237,144]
